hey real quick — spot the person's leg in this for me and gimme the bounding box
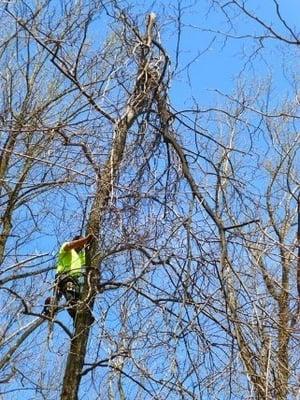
[42,296,52,316]
[62,280,79,320]
[62,277,95,325]
[42,278,63,317]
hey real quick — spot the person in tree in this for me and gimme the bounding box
[43,234,93,321]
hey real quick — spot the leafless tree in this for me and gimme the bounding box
[0,1,299,399]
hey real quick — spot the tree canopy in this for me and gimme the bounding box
[0,1,299,399]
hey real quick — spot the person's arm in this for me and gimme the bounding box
[63,234,93,251]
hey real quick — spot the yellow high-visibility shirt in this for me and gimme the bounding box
[56,242,86,277]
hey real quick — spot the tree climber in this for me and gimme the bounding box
[43,234,93,321]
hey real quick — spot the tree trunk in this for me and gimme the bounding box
[60,14,164,399]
